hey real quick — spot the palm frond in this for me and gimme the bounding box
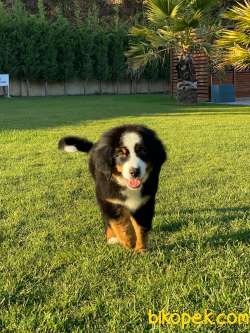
[196,23,221,43]
[224,0,250,31]
[187,9,202,28]
[190,0,216,11]
[126,0,217,71]
[215,1,250,70]
[129,26,156,39]
[173,10,202,31]
[127,25,170,71]
[158,26,177,44]
[145,0,183,25]
[129,25,168,48]
[125,42,167,71]
[217,29,250,48]
[220,45,250,70]
[125,44,151,70]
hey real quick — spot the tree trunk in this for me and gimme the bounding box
[25,79,30,97]
[176,53,197,104]
[44,80,48,96]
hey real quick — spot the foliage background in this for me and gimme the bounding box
[0,1,170,82]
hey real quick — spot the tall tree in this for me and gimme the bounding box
[126,0,219,103]
[73,27,94,81]
[215,0,250,70]
[52,15,75,81]
[93,32,110,93]
[108,30,127,81]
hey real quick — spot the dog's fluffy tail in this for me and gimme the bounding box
[58,136,93,153]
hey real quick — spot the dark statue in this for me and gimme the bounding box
[176,53,196,82]
[175,53,198,103]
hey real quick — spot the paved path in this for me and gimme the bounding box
[225,99,250,106]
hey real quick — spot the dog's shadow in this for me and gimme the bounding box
[206,229,250,246]
[153,206,250,252]
[155,221,185,233]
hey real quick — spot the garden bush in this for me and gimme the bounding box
[0,6,170,83]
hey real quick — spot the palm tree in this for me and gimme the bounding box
[216,0,250,70]
[126,0,218,103]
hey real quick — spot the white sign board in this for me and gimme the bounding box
[0,74,10,97]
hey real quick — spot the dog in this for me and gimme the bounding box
[58,125,166,252]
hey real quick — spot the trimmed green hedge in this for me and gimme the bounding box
[0,15,170,82]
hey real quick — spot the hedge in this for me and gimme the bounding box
[0,15,170,82]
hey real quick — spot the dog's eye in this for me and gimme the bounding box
[116,147,129,157]
[136,145,147,155]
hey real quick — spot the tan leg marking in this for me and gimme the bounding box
[130,216,148,252]
[106,225,115,240]
[110,217,136,249]
[106,225,119,244]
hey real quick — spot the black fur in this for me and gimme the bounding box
[59,125,167,247]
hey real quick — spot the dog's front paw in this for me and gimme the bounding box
[134,247,148,254]
[107,237,119,245]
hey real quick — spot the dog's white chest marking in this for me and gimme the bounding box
[106,189,150,212]
[121,188,150,212]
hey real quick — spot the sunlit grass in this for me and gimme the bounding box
[0,95,249,332]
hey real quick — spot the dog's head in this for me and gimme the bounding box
[93,125,166,190]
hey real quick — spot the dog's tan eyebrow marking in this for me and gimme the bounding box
[121,147,129,155]
[115,147,129,155]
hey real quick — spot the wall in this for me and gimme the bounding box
[212,71,250,98]
[0,79,170,97]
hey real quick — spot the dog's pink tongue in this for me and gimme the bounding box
[128,178,141,188]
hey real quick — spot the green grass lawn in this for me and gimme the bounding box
[0,95,249,332]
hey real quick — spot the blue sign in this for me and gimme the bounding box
[0,74,10,97]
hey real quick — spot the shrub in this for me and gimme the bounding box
[0,9,170,82]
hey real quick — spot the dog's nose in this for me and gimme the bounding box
[129,167,140,178]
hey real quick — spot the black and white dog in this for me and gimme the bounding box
[58,125,166,252]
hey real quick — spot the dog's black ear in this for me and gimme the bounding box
[143,127,167,168]
[153,136,167,167]
[94,142,113,180]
